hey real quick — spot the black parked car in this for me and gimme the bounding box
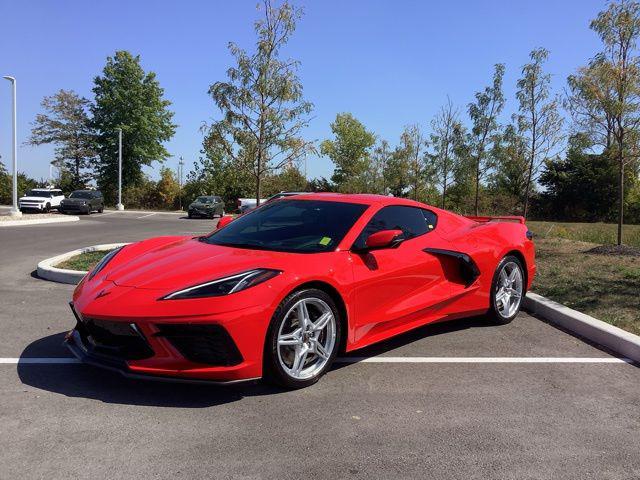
[187,195,225,219]
[59,190,104,215]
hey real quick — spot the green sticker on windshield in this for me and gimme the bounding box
[319,236,331,246]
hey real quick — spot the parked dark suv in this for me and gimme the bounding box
[187,195,225,218]
[59,190,104,215]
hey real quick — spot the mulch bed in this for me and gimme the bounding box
[585,244,640,257]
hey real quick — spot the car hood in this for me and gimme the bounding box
[20,196,47,202]
[189,202,213,208]
[105,238,288,290]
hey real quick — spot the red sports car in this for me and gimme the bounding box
[66,194,535,388]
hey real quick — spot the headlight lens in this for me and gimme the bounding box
[87,246,124,280]
[162,269,281,300]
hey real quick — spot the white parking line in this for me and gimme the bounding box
[335,356,633,364]
[0,356,632,365]
[137,213,157,219]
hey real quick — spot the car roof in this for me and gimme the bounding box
[289,192,440,209]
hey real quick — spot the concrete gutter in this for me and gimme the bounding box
[0,216,79,227]
[524,292,640,363]
[37,243,129,285]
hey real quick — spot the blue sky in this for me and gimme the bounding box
[0,0,605,182]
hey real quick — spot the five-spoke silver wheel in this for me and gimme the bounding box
[276,297,336,381]
[494,260,523,319]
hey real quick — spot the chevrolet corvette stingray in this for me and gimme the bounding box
[66,193,535,388]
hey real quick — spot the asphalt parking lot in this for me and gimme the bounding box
[1,211,639,479]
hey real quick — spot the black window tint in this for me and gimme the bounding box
[204,200,368,253]
[354,205,436,249]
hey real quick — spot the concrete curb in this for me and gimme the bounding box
[524,292,640,363]
[36,243,129,285]
[0,216,80,227]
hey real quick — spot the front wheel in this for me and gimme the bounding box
[264,289,341,389]
[487,255,525,325]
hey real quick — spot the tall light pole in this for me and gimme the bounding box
[116,128,124,210]
[49,162,54,185]
[3,76,21,218]
[178,155,184,211]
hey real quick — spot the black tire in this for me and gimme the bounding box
[487,255,525,325]
[263,288,342,389]
[187,212,193,219]
[98,205,104,213]
[44,203,51,213]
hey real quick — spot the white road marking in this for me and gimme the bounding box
[334,356,633,364]
[0,356,632,365]
[137,213,157,219]
[0,358,80,364]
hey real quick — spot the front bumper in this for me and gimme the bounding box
[19,202,45,210]
[66,299,269,383]
[60,203,89,212]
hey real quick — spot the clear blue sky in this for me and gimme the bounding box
[0,0,605,182]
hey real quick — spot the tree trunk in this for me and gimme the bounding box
[522,159,534,219]
[255,176,262,208]
[474,156,480,216]
[617,153,624,246]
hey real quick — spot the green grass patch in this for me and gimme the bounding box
[55,249,115,272]
[528,220,640,247]
[532,237,640,335]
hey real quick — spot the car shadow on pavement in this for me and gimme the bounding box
[17,333,287,408]
[18,316,499,408]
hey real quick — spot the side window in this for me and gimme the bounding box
[354,205,437,249]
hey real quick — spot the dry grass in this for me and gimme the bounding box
[55,250,115,272]
[527,220,640,247]
[532,237,640,335]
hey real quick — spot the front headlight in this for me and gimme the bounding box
[161,269,281,300]
[87,246,124,281]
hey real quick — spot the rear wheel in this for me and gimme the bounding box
[98,205,104,213]
[487,255,525,325]
[264,289,341,389]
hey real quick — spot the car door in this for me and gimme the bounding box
[348,205,454,344]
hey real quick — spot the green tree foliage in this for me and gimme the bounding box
[586,0,640,244]
[185,140,254,211]
[429,98,466,209]
[28,89,96,189]
[537,134,618,221]
[0,160,43,204]
[320,113,375,192]
[92,50,176,204]
[468,64,505,215]
[515,48,564,219]
[369,140,392,195]
[263,165,308,195]
[205,0,313,206]
[490,124,530,208]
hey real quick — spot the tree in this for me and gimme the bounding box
[206,0,313,206]
[430,98,464,209]
[263,165,308,195]
[28,89,96,189]
[321,113,375,192]
[401,124,429,201]
[370,139,392,195]
[468,64,505,215]
[588,0,640,245]
[515,48,563,219]
[92,51,176,204]
[490,124,530,203]
[537,134,618,221]
[186,138,254,210]
[155,167,180,209]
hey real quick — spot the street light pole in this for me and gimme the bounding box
[116,128,124,210]
[3,75,21,218]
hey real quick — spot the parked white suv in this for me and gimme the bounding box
[19,188,65,213]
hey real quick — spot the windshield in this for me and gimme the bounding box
[203,199,368,253]
[195,196,213,204]
[25,190,52,198]
[70,191,92,199]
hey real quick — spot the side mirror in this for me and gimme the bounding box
[364,229,404,250]
[217,215,235,229]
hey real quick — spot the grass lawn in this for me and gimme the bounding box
[528,221,640,335]
[527,220,640,247]
[55,249,116,272]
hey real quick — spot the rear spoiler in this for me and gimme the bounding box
[465,215,526,225]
